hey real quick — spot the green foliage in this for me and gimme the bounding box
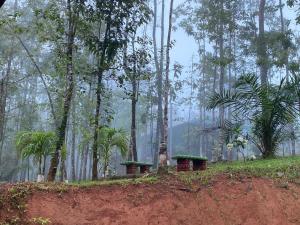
[15,131,57,174]
[287,0,300,24]
[82,0,151,69]
[208,74,300,158]
[97,126,129,176]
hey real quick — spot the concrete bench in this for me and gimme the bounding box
[120,161,153,175]
[171,155,208,172]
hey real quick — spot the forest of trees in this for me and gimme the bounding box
[1,0,300,182]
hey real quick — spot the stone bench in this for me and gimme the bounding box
[120,161,153,175]
[171,155,208,172]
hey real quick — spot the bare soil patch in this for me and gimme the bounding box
[13,176,300,225]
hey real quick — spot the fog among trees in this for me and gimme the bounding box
[1,0,300,182]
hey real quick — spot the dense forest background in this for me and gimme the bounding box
[1,0,300,182]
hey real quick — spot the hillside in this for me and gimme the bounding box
[2,157,300,225]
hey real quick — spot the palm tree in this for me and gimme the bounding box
[207,74,299,158]
[16,131,57,175]
[97,126,128,177]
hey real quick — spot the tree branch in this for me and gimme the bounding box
[16,35,58,128]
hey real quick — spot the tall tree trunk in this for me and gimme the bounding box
[149,85,154,159]
[187,57,194,154]
[212,46,218,125]
[48,0,76,181]
[218,0,225,161]
[82,83,92,180]
[279,0,295,155]
[200,38,206,158]
[152,0,161,168]
[71,96,76,181]
[279,0,289,80]
[91,10,113,180]
[227,32,233,161]
[161,0,174,168]
[129,80,138,161]
[258,0,268,85]
[92,69,103,180]
[157,0,165,171]
[0,64,10,165]
[82,144,89,180]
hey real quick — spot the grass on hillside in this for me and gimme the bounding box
[3,157,300,225]
[178,156,300,185]
[56,156,300,189]
[2,156,300,191]
[69,176,159,188]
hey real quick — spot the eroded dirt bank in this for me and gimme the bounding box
[22,177,300,225]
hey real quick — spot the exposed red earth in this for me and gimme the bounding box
[2,176,300,225]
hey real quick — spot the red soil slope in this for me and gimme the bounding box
[23,176,300,225]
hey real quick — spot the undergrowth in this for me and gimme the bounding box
[178,156,300,185]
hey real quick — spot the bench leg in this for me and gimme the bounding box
[193,160,207,171]
[140,165,150,174]
[177,159,190,172]
[126,164,137,174]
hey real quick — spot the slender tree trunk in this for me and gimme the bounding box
[169,91,173,159]
[38,157,42,175]
[258,0,268,85]
[81,83,92,180]
[48,0,76,181]
[0,69,10,165]
[129,80,138,161]
[82,144,88,180]
[152,0,160,167]
[161,0,174,168]
[279,0,289,80]
[279,0,295,155]
[218,0,225,161]
[71,98,76,181]
[212,46,218,125]
[16,36,58,127]
[92,12,112,180]
[228,32,233,161]
[157,0,166,172]
[187,57,194,154]
[43,155,46,175]
[200,38,206,157]
[92,69,103,180]
[149,85,154,159]
[124,35,138,162]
